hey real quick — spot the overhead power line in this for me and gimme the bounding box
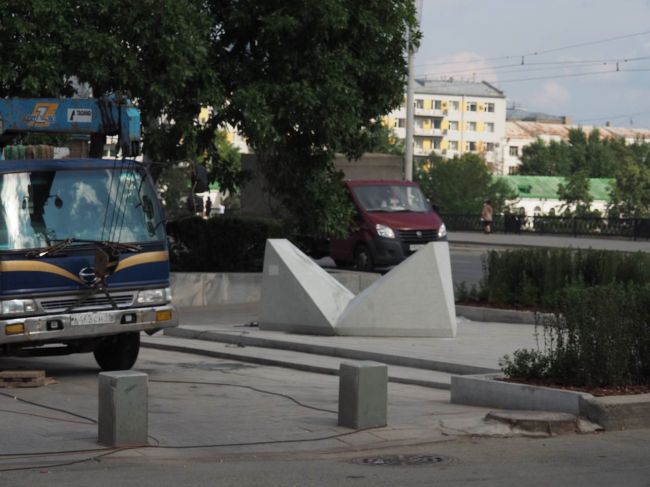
[494,67,626,83]
[415,56,650,78]
[575,110,650,123]
[414,29,650,69]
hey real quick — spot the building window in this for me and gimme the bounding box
[433,119,442,129]
[448,121,458,131]
[449,140,459,151]
[486,142,495,151]
[509,146,519,156]
[485,122,495,133]
[434,99,442,110]
[415,99,424,109]
[466,141,477,152]
[467,102,477,112]
[508,166,518,175]
[485,102,495,113]
[397,118,405,128]
[468,121,477,131]
[433,139,441,150]
[450,101,460,111]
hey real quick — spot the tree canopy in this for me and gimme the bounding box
[517,128,650,216]
[0,0,418,236]
[416,153,516,214]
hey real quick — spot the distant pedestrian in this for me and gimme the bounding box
[482,200,493,234]
[205,197,212,218]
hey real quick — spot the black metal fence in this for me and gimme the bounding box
[442,214,650,241]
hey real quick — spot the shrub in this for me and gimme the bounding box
[500,283,650,387]
[166,216,285,272]
[478,248,650,309]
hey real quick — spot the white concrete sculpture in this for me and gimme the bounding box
[259,239,354,335]
[336,242,457,337]
[259,239,456,338]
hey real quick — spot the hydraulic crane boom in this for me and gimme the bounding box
[0,93,141,157]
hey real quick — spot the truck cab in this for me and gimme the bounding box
[0,158,177,369]
[330,180,447,271]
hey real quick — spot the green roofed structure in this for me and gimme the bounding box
[495,175,614,215]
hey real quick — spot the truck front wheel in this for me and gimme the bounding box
[93,332,141,371]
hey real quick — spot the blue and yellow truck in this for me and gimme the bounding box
[0,95,177,370]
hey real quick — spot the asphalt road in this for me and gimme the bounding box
[318,244,486,287]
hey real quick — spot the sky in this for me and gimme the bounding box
[414,0,650,128]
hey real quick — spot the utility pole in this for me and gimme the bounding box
[404,0,422,181]
[404,43,415,181]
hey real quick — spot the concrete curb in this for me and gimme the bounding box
[451,374,650,431]
[451,374,590,416]
[163,327,497,376]
[456,305,537,325]
[580,394,650,431]
[140,339,452,389]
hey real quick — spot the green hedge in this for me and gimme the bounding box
[166,216,285,272]
[471,248,650,309]
[500,284,650,387]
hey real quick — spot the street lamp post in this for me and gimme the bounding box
[404,43,415,181]
[404,0,422,182]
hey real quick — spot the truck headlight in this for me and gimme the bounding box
[437,223,447,239]
[136,288,171,305]
[1,299,37,316]
[376,224,395,239]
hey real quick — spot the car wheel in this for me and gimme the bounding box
[93,332,141,371]
[354,244,374,272]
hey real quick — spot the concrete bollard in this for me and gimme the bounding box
[338,361,387,429]
[98,371,148,447]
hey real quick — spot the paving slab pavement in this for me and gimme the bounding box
[160,303,540,376]
[0,346,523,475]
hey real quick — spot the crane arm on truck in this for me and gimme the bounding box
[0,93,141,157]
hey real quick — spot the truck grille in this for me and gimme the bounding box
[40,294,135,312]
[395,229,438,244]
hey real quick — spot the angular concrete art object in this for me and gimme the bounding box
[259,239,354,335]
[336,242,457,337]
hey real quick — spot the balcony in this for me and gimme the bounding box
[414,147,442,157]
[414,127,444,137]
[414,107,444,117]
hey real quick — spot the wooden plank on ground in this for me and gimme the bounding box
[0,370,46,388]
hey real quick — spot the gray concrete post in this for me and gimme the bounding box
[98,371,148,447]
[338,361,387,429]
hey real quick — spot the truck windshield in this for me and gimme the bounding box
[352,185,431,213]
[0,168,165,251]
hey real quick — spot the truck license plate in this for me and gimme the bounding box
[71,312,113,326]
[409,244,425,251]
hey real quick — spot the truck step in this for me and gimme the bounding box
[0,370,46,388]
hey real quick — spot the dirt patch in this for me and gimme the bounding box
[497,377,650,397]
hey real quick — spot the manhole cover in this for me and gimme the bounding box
[353,454,452,467]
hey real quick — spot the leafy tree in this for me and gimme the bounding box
[0,0,418,237]
[0,0,219,159]
[416,153,516,214]
[205,1,419,236]
[609,155,650,218]
[518,139,572,176]
[557,170,593,216]
[367,124,405,155]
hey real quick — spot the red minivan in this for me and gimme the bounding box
[330,180,447,271]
